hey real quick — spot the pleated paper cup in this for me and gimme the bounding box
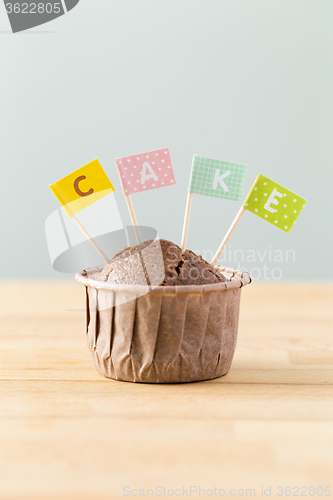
[75,266,251,384]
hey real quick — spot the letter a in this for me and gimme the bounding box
[141,162,158,184]
[213,169,231,192]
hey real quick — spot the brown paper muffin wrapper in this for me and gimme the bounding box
[75,266,251,384]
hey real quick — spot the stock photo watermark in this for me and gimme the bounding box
[123,485,332,497]
[202,245,296,281]
[3,0,80,33]
[45,208,295,282]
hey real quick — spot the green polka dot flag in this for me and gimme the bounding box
[243,174,307,234]
[189,155,248,201]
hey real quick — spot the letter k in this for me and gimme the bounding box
[213,169,231,192]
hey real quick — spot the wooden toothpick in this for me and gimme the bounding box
[211,206,246,267]
[125,194,142,245]
[180,192,193,252]
[72,214,111,264]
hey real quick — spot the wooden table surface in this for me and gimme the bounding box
[0,281,333,500]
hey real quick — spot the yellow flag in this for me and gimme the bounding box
[49,159,115,217]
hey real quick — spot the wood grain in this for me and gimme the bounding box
[0,281,332,500]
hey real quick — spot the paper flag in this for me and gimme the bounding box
[243,174,307,233]
[189,155,248,201]
[115,148,176,195]
[50,159,115,217]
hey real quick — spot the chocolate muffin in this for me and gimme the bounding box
[76,242,251,383]
[97,239,226,286]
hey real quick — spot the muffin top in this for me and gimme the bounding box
[97,239,227,286]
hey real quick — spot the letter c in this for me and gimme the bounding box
[74,176,94,197]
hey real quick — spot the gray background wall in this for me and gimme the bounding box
[0,0,332,280]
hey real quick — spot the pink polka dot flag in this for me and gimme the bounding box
[115,148,176,195]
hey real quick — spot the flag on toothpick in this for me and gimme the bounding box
[50,159,115,217]
[115,148,176,245]
[189,155,248,201]
[211,173,308,266]
[49,158,115,264]
[243,174,307,233]
[181,155,248,251]
[115,148,176,195]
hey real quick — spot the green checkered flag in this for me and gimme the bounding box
[189,155,248,201]
[243,174,307,234]
[211,173,307,266]
[181,155,249,250]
